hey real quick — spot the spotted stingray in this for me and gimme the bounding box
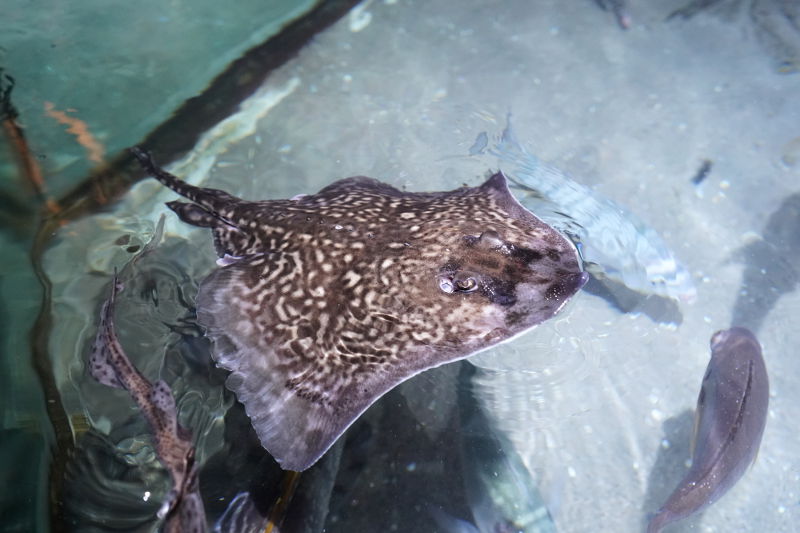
[130,148,587,471]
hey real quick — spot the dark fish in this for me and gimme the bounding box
[130,147,587,471]
[690,159,713,185]
[595,0,632,29]
[90,273,206,533]
[647,327,769,533]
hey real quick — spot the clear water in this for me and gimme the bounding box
[3,1,800,532]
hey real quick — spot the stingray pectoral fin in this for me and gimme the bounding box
[195,256,332,470]
[195,254,427,471]
[219,358,369,472]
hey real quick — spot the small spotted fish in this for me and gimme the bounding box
[131,147,587,471]
[647,327,769,533]
[89,272,206,533]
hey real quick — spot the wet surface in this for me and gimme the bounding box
[3,0,800,531]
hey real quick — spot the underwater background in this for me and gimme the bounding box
[2,0,799,531]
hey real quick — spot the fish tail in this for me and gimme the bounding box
[489,114,563,197]
[130,146,242,224]
[646,510,671,533]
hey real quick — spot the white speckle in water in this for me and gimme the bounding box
[406,462,416,472]
[719,180,730,190]
[342,74,352,84]
[651,409,664,422]
[143,491,151,502]
[567,466,577,478]
[661,439,671,450]
[278,144,292,153]
[349,3,372,32]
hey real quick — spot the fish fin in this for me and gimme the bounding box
[646,509,672,533]
[138,213,166,256]
[213,492,267,533]
[691,365,713,458]
[689,406,700,459]
[131,145,253,258]
[195,254,461,471]
[166,201,220,229]
[130,146,246,226]
[313,176,406,200]
[166,201,249,257]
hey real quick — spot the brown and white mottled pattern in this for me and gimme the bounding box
[131,147,587,472]
[90,274,206,532]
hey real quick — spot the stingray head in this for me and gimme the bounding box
[423,225,588,350]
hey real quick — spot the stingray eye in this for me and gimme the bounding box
[455,277,477,291]
[453,272,479,293]
[437,272,478,294]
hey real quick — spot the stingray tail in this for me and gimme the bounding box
[130,147,252,257]
[130,146,243,223]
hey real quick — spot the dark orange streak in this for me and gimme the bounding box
[44,101,106,164]
[264,470,301,533]
[1,94,61,215]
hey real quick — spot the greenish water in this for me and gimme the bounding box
[0,1,314,531]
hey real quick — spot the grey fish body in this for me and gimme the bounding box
[131,148,587,471]
[488,118,695,302]
[648,327,769,533]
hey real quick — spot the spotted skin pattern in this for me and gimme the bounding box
[131,147,587,471]
[90,274,205,531]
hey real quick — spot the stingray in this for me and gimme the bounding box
[130,147,587,471]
